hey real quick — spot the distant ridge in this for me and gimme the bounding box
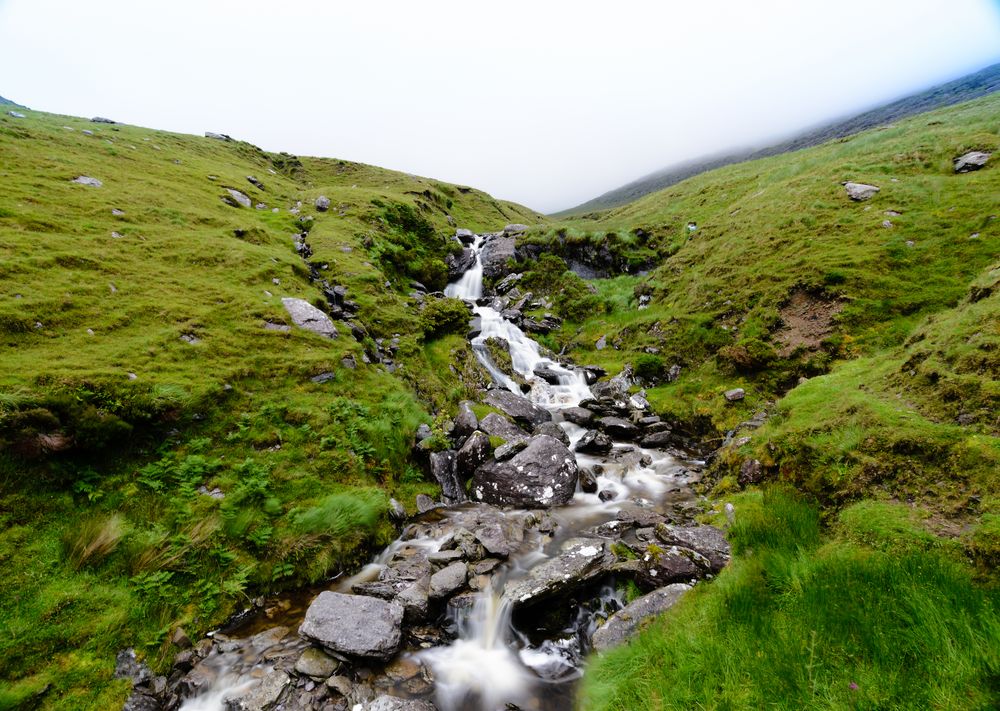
[0,95,25,107]
[559,61,1000,215]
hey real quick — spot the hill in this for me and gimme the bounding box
[561,61,1000,215]
[0,107,543,708]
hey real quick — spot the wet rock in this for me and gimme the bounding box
[954,150,990,172]
[575,429,613,454]
[484,389,552,427]
[843,182,880,201]
[294,647,339,678]
[429,561,467,599]
[456,431,491,478]
[599,417,639,440]
[724,387,745,402]
[446,247,477,279]
[532,363,563,384]
[362,696,437,711]
[453,401,478,440]
[598,488,617,502]
[505,538,612,607]
[315,195,331,211]
[282,298,338,338]
[72,175,103,187]
[471,435,579,508]
[533,421,570,446]
[561,407,594,427]
[299,592,403,660]
[635,545,711,590]
[429,451,465,504]
[395,578,430,622]
[579,467,599,494]
[480,233,517,279]
[591,583,691,652]
[440,527,485,561]
[639,431,676,449]
[654,524,730,573]
[226,669,290,710]
[456,227,475,244]
[415,494,438,514]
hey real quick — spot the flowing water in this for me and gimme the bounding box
[176,230,699,711]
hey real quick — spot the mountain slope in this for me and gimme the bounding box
[562,61,1000,215]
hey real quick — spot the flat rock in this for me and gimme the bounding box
[299,592,403,659]
[505,538,612,607]
[429,561,467,599]
[225,188,252,207]
[471,434,578,508]
[281,298,338,338]
[954,150,990,172]
[560,407,594,426]
[294,647,338,678]
[599,416,639,440]
[591,583,690,652]
[844,182,880,201]
[484,389,552,427]
[654,524,730,572]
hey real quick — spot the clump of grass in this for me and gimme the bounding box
[63,514,126,570]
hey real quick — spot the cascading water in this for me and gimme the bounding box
[171,229,700,711]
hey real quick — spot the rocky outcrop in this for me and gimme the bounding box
[446,247,477,280]
[299,592,404,659]
[471,434,578,507]
[591,583,690,652]
[480,233,517,280]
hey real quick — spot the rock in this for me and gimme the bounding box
[225,669,290,710]
[389,498,407,520]
[225,188,252,207]
[446,247,477,279]
[72,175,103,187]
[639,431,676,449]
[598,488,617,502]
[415,494,437,514]
[630,393,650,410]
[315,195,331,211]
[478,412,529,443]
[560,406,594,426]
[362,697,437,711]
[533,421,570,447]
[453,401,478,440]
[205,132,232,141]
[429,561,467,599]
[599,417,639,440]
[7,110,25,119]
[455,228,475,244]
[591,584,691,651]
[494,273,522,294]
[724,388,745,402]
[504,223,529,235]
[480,233,517,279]
[595,335,607,350]
[954,150,990,173]
[505,538,612,607]
[298,592,403,660]
[294,647,339,678]
[122,692,160,711]
[532,363,564,384]
[667,364,682,382]
[310,371,335,384]
[281,298,338,338]
[115,648,152,686]
[471,434,579,508]
[484,389,552,427]
[575,429,613,454]
[170,627,192,649]
[429,450,465,504]
[327,675,353,697]
[654,524,730,572]
[415,423,433,443]
[91,116,116,124]
[844,182,880,201]
[494,438,528,461]
[456,431,491,479]
[738,458,763,486]
[579,467,599,494]
[635,545,711,590]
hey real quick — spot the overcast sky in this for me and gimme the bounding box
[2,1,999,213]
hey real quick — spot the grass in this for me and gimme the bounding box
[0,108,544,708]
[581,488,1000,710]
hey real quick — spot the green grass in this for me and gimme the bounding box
[582,489,1000,710]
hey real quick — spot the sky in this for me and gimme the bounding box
[1,1,999,213]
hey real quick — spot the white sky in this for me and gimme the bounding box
[1,1,999,213]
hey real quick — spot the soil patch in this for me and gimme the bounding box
[774,290,843,357]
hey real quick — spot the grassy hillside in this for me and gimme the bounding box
[510,94,999,708]
[563,61,1000,215]
[0,109,543,709]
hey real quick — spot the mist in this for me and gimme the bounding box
[1,0,998,213]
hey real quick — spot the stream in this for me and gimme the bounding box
[159,230,710,711]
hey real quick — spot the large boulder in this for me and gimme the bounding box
[299,592,403,659]
[281,298,338,338]
[429,451,465,505]
[954,150,990,172]
[456,227,475,244]
[480,233,517,280]
[456,431,491,478]
[560,406,594,427]
[635,545,711,590]
[446,247,477,280]
[591,583,690,652]
[654,524,730,572]
[505,538,612,607]
[575,429,613,454]
[471,434,578,507]
[843,182,880,201]
[453,401,478,440]
[478,412,528,442]
[484,389,552,428]
[598,416,639,441]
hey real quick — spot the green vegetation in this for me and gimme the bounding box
[582,489,1000,710]
[0,108,541,708]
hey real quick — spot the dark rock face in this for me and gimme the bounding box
[446,247,477,280]
[575,429,613,454]
[591,583,690,652]
[471,435,579,507]
[478,412,529,442]
[480,233,517,280]
[429,451,465,504]
[560,406,594,426]
[579,467,599,494]
[599,416,639,440]
[654,523,730,573]
[456,431,491,478]
[453,401,478,440]
[484,389,552,427]
[640,430,676,449]
[533,421,570,446]
[456,228,475,244]
[635,545,711,590]
[299,592,403,659]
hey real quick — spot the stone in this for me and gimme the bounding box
[533,421,570,446]
[532,363,564,384]
[114,648,152,686]
[282,298,338,338]
[724,388,745,402]
[453,401,478,440]
[484,389,552,427]
[480,233,517,279]
[579,467,599,494]
[362,697,437,711]
[225,188,252,207]
[575,429,613,454]
[505,538,612,607]
[639,431,676,449]
[327,675,353,697]
[389,498,407,520]
[599,417,639,441]
[954,150,990,173]
[455,228,475,244]
[478,412,528,443]
[560,406,594,427]
[429,450,465,504]
[246,175,265,190]
[738,458,763,486]
[91,116,116,123]
[7,110,25,118]
[591,584,691,651]
[299,592,403,659]
[471,434,579,508]
[456,431,491,479]
[429,561,467,599]
[654,524,730,572]
[598,488,617,502]
[205,132,232,141]
[446,248,477,280]
[415,494,437,513]
[170,627,192,649]
[294,647,339,678]
[667,364,682,382]
[72,175,102,187]
[595,335,607,350]
[493,273,522,294]
[844,182,880,201]
[504,223,529,235]
[635,545,711,590]
[225,669,290,710]
[493,438,528,461]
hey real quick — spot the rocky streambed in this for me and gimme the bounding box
[118,229,731,711]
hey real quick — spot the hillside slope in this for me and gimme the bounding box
[563,61,1000,215]
[0,109,543,708]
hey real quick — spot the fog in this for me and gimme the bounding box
[1,0,998,212]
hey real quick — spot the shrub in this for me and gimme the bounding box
[420,298,470,338]
[634,354,666,382]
